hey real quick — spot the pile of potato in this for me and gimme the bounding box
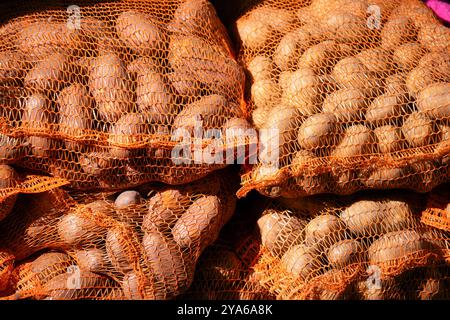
[0,171,236,300]
[253,192,450,299]
[0,0,248,189]
[236,0,450,197]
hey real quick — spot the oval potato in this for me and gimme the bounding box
[402,111,434,148]
[416,82,450,119]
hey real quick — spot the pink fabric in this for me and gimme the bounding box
[425,0,450,24]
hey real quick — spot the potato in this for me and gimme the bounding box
[166,71,202,97]
[121,270,161,300]
[356,48,393,74]
[172,195,221,251]
[273,28,311,71]
[290,150,329,195]
[0,134,27,165]
[384,73,408,97]
[281,67,321,115]
[418,52,450,76]
[57,211,104,246]
[297,113,338,150]
[331,125,374,158]
[24,52,72,93]
[281,244,322,280]
[365,94,404,126]
[324,12,368,44]
[44,270,123,300]
[172,94,233,135]
[327,239,364,269]
[251,79,281,109]
[402,112,434,148]
[115,11,166,56]
[257,210,306,256]
[143,189,189,232]
[128,57,175,119]
[374,125,404,153]
[108,113,148,159]
[322,88,367,122]
[72,248,110,274]
[168,35,244,101]
[418,24,450,52]
[251,6,295,33]
[79,152,113,176]
[417,82,450,119]
[393,43,425,71]
[362,167,406,189]
[381,16,416,50]
[304,214,347,248]
[87,53,133,122]
[236,14,271,50]
[340,199,414,237]
[105,227,138,274]
[298,41,344,73]
[406,65,442,98]
[251,106,271,129]
[115,191,143,209]
[247,55,272,81]
[0,165,19,221]
[309,0,367,20]
[0,51,30,84]
[368,230,431,269]
[16,21,85,61]
[142,231,193,297]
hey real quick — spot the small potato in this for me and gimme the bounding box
[108,113,148,158]
[402,112,434,148]
[356,47,393,74]
[393,43,425,71]
[368,230,431,269]
[247,55,272,81]
[327,239,364,269]
[340,200,414,237]
[416,82,450,119]
[297,113,338,150]
[331,125,374,158]
[142,231,193,297]
[57,211,104,246]
[115,11,166,55]
[322,88,367,122]
[374,125,404,154]
[143,189,190,232]
[281,244,321,280]
[24,52,72,93]
[365,94,404,126]
[105,227,137,274]
[257,210,306,256]
[304,214,347,248]
[251,79,281,109]
[273,28,311,71]
[115,191,143,209]
[87,53,133,122]
[418,24,450,52]
[281,67,321,115]
[171,195,221,251]
[381,17,416,50]
[72,248,110,274]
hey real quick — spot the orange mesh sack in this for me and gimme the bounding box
[250,191,450,300]
[421,183,450,233]
[0,0,248,190]
[235,0,450,198]
[0,170,238,300]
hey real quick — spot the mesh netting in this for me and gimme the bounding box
[0,169,238,300]
[421,183,450,232]
[0,0,248,190]
[249,191,450,299]
[235,0,450,198]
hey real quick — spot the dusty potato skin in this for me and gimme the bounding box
[365,94,404,126]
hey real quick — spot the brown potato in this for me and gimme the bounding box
[247,55,272,81]
[105,227,138,274]
[274,28,311,71]
[402,111,434,148]
[251,79,281,109]
[116,11,166,56]
[381,16,416,50]
[251,106,271,129]
[171,195,221,251]
[362,167,407,189]
[297,113,338,150]
[384,73,409,97]
[406,65,442,98]
[121,271,160,300]
[166,71,202,97]
[281,244,322,280]
[331,125,374,158]
[418,24,450,52]
[236,14,271,50]
[57,211,104,246]
[0,165,19,222]
[327,239,364,269]
[304,214,347,248]
[393,43,425,71]
[365,94,404,126]
[374,125,404,153]
[322,88,367,122]
[108,113,148,159]
[87,53,133,122]
[72,248,110,274]
[298,40,345,73]
[416,82,450,119]
[356,48,393,74]
[324,12,369,44]
[0,51,30,84]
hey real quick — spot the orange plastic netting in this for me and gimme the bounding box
[0,169,238,300]
[0,0,249,190]
[235,0,449,198]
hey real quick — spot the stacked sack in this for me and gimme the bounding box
[235,0,449,198]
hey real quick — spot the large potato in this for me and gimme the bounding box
[166,71,202,97]
[304,214,347,248]
[418,24,450,52]
[297,113,338,150]
[402,111,434,148]
[281,244,322,280]
[416,82,450,119]
[324,12,369,44]
[322,88,367,122]
[106,227,138,274]
[365,94,404,126]
[331,125,374,158]
[374,125,404,154]
[340,199,415,237]
[251,79,281,109]
[57,211,104,247]
[362,167,407,189]
[171,195,221,251]
[247,55,272,81]
[116,11,166,55]
[298,40,347,73]
[393,43,425,71]
[327,239,364,269]
[72,248,110,274]
[87,53,133,122]
[273,28,311,71]
[381,16,416,50]
[406,65,442,98]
